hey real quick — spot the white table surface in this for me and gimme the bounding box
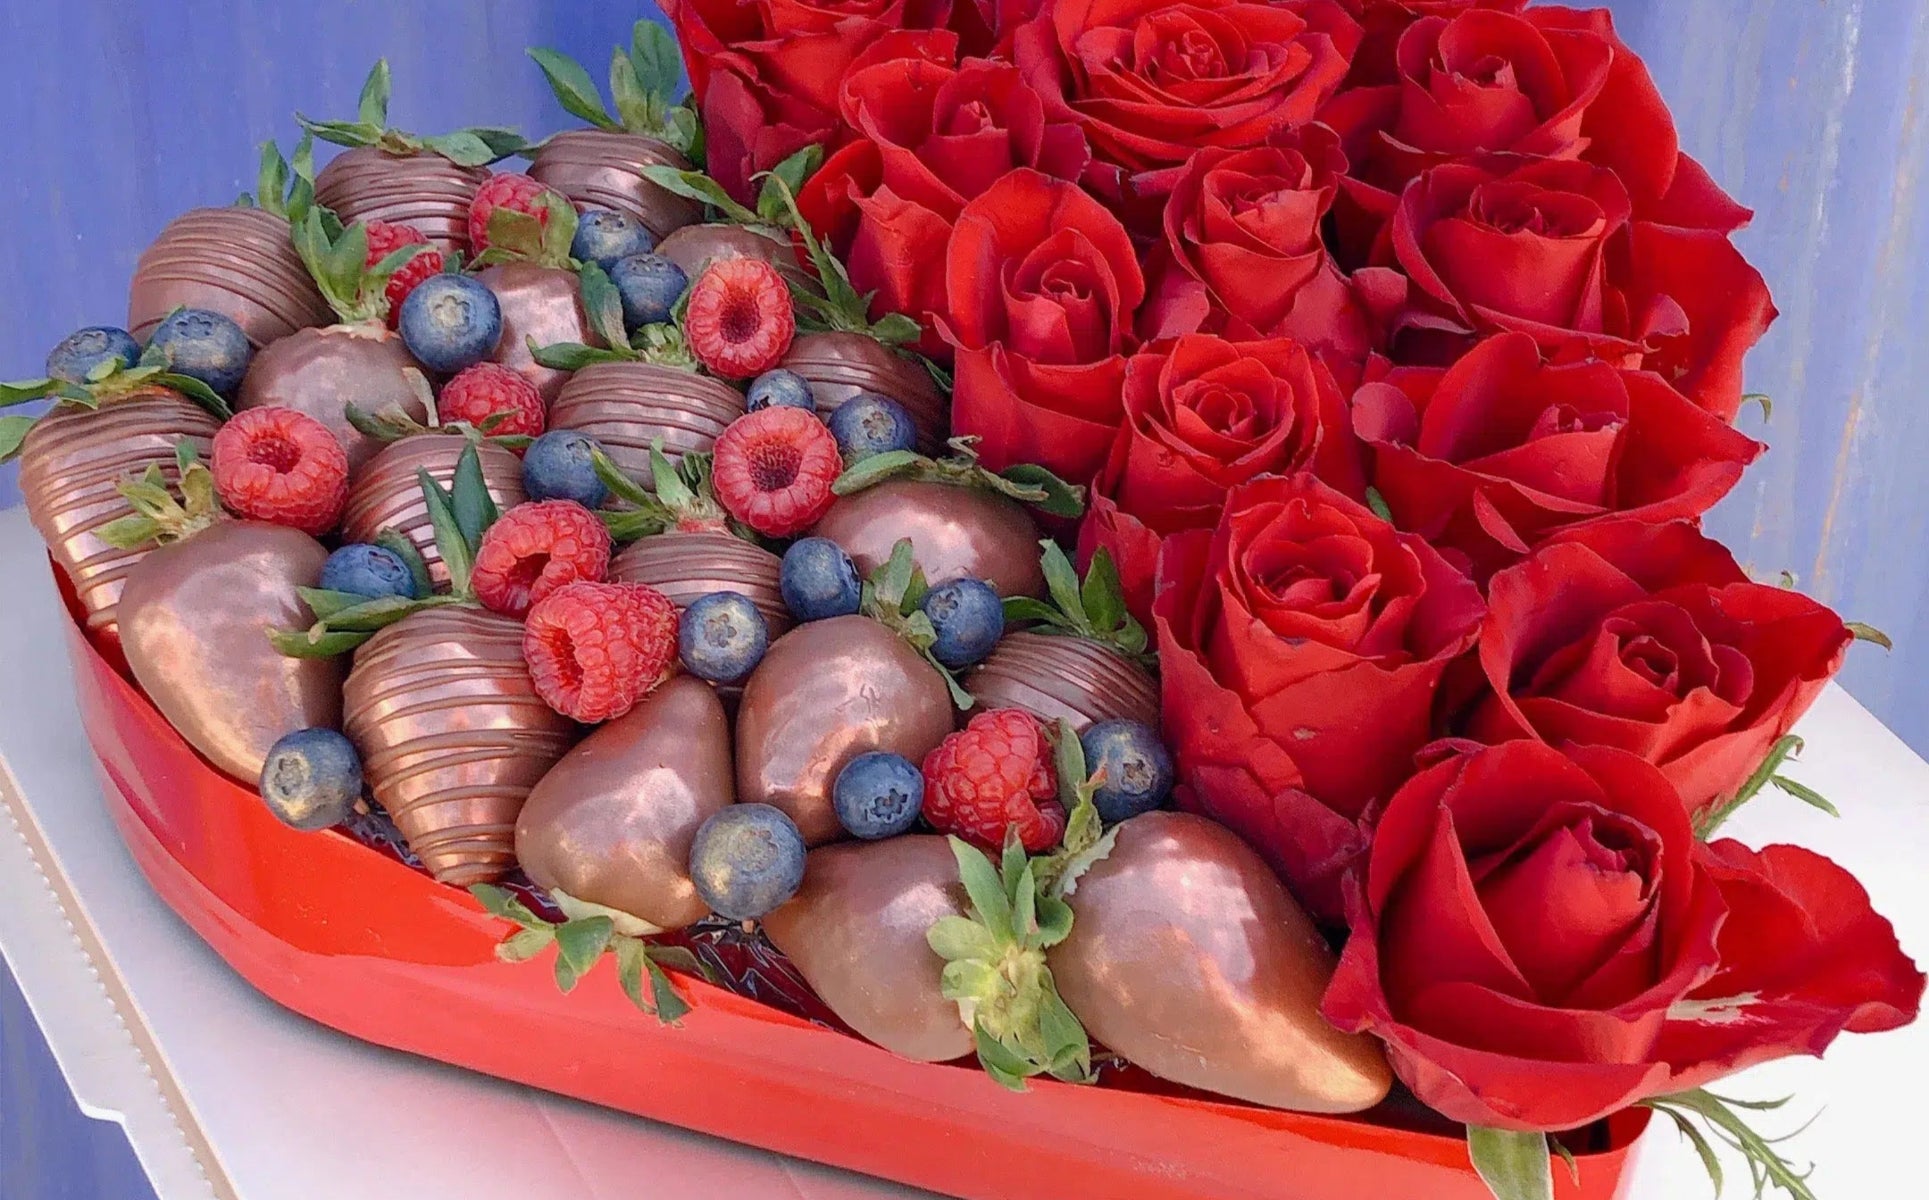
[0,505,1921,1200]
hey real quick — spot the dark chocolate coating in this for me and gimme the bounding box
[781,332,947,455]
[119,521,343,782]
[527,130,702,241]
[314,146,489,254]
[811,480,1047,599]
[128,206,332,348]
[235,325,429,472]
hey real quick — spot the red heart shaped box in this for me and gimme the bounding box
[57,565,1647,1200]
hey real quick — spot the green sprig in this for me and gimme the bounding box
[470,884,695,1023]
[1642,1090,1819,1200]
[527,21,697,157]
[1031,719,1121,899]
[831,436,1084,520]
[859,538,975,710]
[1002,542,1149,660]
[298,60,527,166]
[1695,735,1840,838]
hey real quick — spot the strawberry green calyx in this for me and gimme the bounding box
[831,436,1086,521]
[531,261,696,371]
[269,440,497,659]
[96,441,222,550]
[469,189,579,271]
[1004,543,1150,659]
[528,20,700,159]
[469,883,706,1025]
[1031,719,1121,900]
[292,208,432,325]
[238,133,326,225]
[926,829,1094,1092]
[591,442,739,542]
[298,60,528,167]
[859,538,976,711]
[344,369,533,451]
[0,344,235,463]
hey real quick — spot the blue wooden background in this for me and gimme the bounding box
[0,1,1923,1197]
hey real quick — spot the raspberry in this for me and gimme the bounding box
[211,406,349,535]
[472,500,612,618]
[438,362,546,438]
[468,173,557,254]
[923,709,1066,853]
[524,581,678,722]
[684,258,796,378]
[364,220,444,329]
[712,407,840,537]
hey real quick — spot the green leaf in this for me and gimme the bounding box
[487,206,546,260]
[926,915,999,963]
[528,46,616,129]
[376,529,435,598]
[417,467,474,596]
[874,538,919,613]
[868,312,925,347]
[1770,774,1840,818]
[297,116,381,150]
[469,883,550,931]
[95,515,162,550]
[636,164,759,225]
[1846,621,1893,650]
[1644,1089,1819,1200]
[1039,542,1089,630]
[1001,829,1030,909]
[832,449,922,495]
[450,440,499,552]
[999,463,1085,519]
[1653,1106,1726,1196]
[645,954,691,1024]
[1080,551,1126,637]
[1037,988,1092,1081]
[536,191,579,269]
[1466,1127,1553,1200]
[496,927,555,963]
[972,1021,1038,1092]
[613,935,653,1013]
[664,105,702,160]
[466,128,530,162]
[948,837,1013,943]
[1742,392,1773,422]
[1033,893,1074,945]
[317,594,456,633]
[297,587,374,622]
[531,340,632,371]
[630,19,684,103]
[268,627,371,658]
[1697,734,1806,839]
[326,222,372,316]
[609,50,658,136]
[155,372,233,421]
[357,59,391,129]
[1001,596,1065,627]
[590,447,660,511]
[0,378,55,407]
[577,261,631,351]
[419,130,499,168]
[1547,1136,1580,1186]
[758,145,823,226]
[1365,486,1395,523]
[551,915,615,993]
[0,415,37,462]
[255,139,291,216]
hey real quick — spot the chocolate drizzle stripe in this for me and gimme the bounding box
[610,533,790,635]
[528,130,701,239]
[969,632,1159,731]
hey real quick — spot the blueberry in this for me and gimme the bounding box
[46,326,139,385]
[147,308,252,395]
[780,537,862,621]
[688,803,807,922]
[319,543,420,602]
[746,368,816,413]
[398,273,502,374]
[523,430,609,507]
[608,252,688,330]
[827,393,916,462]
[920,577,1004,668]
[1079,719,1175,825]
[571,209,656,270]
[832,752,924,840]
[259,728,364,832]
[678,591,770,684]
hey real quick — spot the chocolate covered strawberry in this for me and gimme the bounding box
[4,338,230,644]
[339,431,526,586]
[302,60,525,253]
[234,210,437,470]
[525,21,702,240]
[128,137,333,347]
[970,543,1158,731]
[467,180,599,402]
[813,439,1086,599]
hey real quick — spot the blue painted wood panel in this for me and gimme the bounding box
[2,0,1926,757]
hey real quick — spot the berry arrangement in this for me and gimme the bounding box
[6,12,1922,1200]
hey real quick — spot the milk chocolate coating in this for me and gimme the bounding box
[654,224,814,294]
[781,332,948,455]
[340,435,526,585]
[968,631,1159,732]
[344,606,578,885]
[547,360,741,482]
[527,130,702,241]
[119,521,343,782]
[475,262,597,403]
[515,676,732,931]
[764,836,974,1063]
[18,389,221,646]
[314,146,490,254]
[128,206,332,347]
[609,531,790,637]
[235,325,428,472]
[1053,812,1392,1114]
[811,481,1046,599]
[735,616,955,845]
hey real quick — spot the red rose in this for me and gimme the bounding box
[1154,472,1485,920]
[1140,124,1373,363]
[665,0,955,202]
[1323,740,1922,1131]
[1352,332,1761,579]
[1324,4,1751,249]
[1333,0,1528,88]
[1079,334,1357,624]
[1014,0,1361,227]
[1467,519,1851,813]
[951,0,1044,56]
[800,45,1091,351]
[941,169,1145,483]
[1351,158,1775,420]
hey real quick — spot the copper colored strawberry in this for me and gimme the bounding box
[339,433,526,586]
